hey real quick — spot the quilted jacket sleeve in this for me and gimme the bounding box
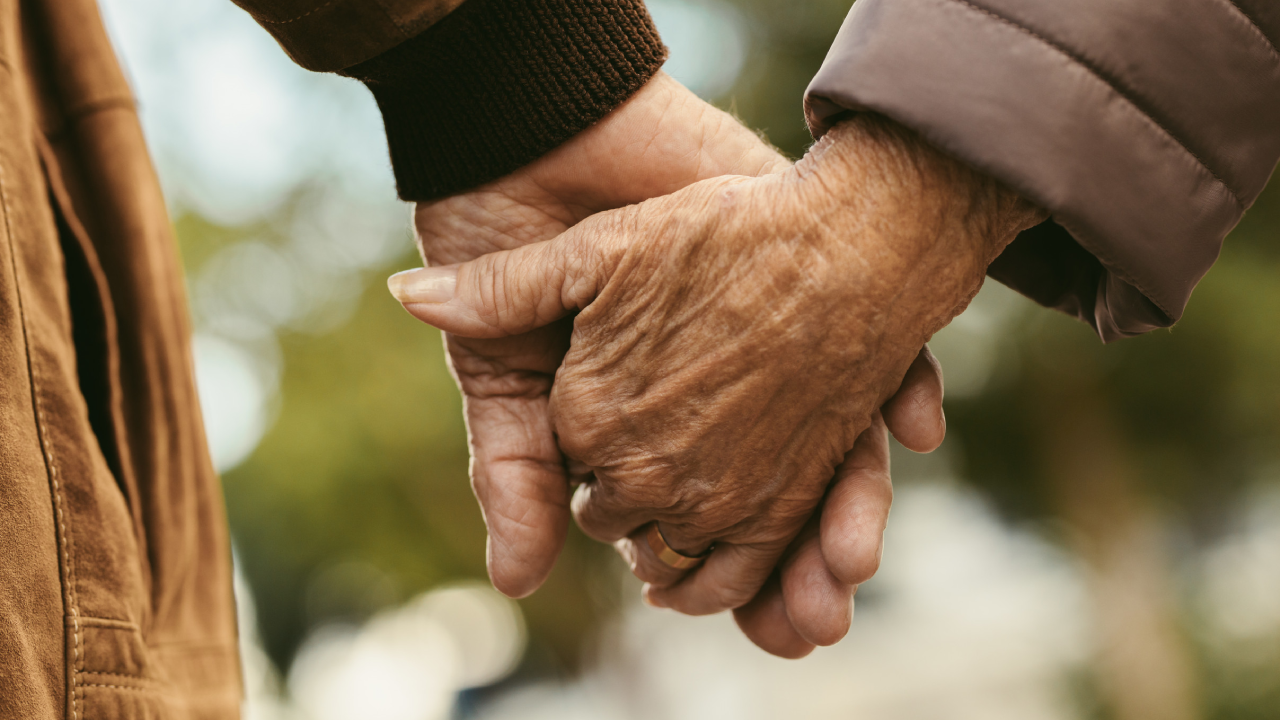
[805,0,1280,340]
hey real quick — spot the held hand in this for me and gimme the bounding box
[412,77,952,656]
[413,71,788,603]
[396,115,1044,622]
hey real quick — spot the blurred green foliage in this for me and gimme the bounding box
[949,178,1280,535]
[176,202,622,676]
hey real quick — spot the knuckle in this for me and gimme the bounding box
[548,395,611,462]
[569,494,617,542]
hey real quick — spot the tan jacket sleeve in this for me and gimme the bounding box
[805,0,1280,341]
[233,0,667,199]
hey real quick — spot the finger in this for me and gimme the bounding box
[612,526,691,588]
[881,345,946,453]
[465,391,571,598]
[571,479,657,544]
[387,212,627,338]
[731,573,816,659]
[820,415,894,587]
[779,519,855,646]
[646,540,782,616]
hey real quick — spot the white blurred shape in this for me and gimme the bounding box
[929,280,1025,399]
[478,484,1090,720]
[99,0,394,226]
[1197,487,1280,640]
[172,29,306,223]
[196,242,302,339]
[648,0,748,100]
[290,620,459,720]
[193,334,274,472]
[411,583,527,688]
[290,187,409,273]
[284,584,527,720]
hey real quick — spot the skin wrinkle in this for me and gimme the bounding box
[489,475,567,522]
[529,116,1039,611]
[481,466,565,516]
[468,198,557,245]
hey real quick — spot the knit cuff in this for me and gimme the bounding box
[343,0,667,200]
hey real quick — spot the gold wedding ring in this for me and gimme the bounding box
[646,523,713,570]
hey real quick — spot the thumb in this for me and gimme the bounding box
[466,390,571,599]
[388,220,622,338]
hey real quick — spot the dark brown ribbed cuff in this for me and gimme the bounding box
[343,0,667,201]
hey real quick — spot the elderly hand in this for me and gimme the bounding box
[411,76,952,654]
[394,114,1044,624]
[411,72,786,600]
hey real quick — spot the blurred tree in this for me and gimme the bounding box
[946,177,1280,720]
[176,198,622,677]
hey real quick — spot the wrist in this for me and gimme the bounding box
[790,114,1045,337]
[522,72,790,214]
[807,115,1044,266]
[414,73,789,266]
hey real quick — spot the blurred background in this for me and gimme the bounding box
[97,0,1280,718]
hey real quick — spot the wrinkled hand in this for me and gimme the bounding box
[412,72,787,600]
[395,114,1044,633]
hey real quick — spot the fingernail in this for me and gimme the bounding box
[642,584,668,609]
[388,266,457,304]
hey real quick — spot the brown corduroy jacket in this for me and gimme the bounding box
[2,0,1276,718]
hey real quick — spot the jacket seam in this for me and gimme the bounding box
[78,670,155,682]
[1219,0,1280,62]
[65,97,137,123]
[253,0,339,25]
[76,616,139,631]
[44,98,139,144]
[944,0,1247,212]
[371,0,411,36]
[1050,215,1177,320]
[79,683,164,693]
[0,155,83,720]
